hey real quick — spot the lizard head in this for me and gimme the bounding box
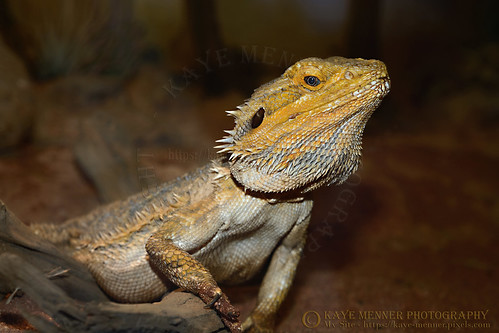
[216,56,390,194]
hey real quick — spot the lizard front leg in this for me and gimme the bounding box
[146,232,241,332]
[242,215,311,333]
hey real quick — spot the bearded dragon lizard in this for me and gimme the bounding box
[31,56,390,332]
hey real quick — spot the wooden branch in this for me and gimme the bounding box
[0,201,227,332]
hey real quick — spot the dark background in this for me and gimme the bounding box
[0,1,497,332]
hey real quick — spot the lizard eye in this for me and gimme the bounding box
[304,75,321,87]
[251,107,265,129]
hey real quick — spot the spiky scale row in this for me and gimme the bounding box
[225,110,239,117]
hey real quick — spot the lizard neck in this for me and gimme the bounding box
[210,156,310,203]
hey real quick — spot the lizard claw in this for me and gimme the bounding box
[198,284,241,332]
[213,292,239,321]
[204,290,221,308]
[215,293,241,332]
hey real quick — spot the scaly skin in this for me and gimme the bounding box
[31,56,390,332]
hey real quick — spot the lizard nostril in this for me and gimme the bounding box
[344,71,354,80]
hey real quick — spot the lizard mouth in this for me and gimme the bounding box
[378,76,391,97]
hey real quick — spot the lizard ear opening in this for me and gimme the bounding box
[251,107,265,129]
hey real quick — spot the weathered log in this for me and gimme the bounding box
[0,201,226,332]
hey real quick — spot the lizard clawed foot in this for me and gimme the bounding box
[198,285,241,332]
